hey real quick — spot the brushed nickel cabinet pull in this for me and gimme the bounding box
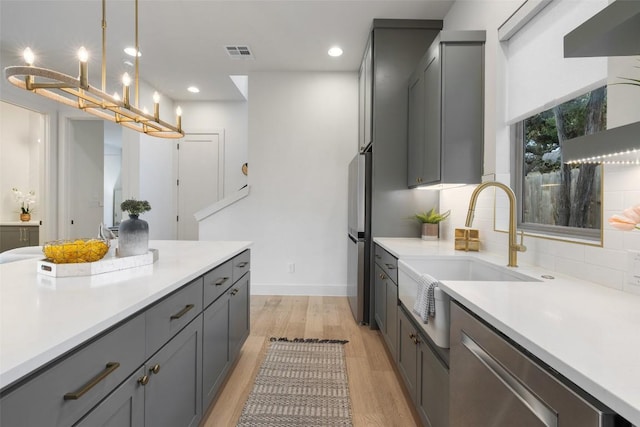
[63,362,120,400]
[375,254,382,259]
[385,263,396,270]
[138,375,149,386]
[379,273,386,279]
[213,277,229,286]
[150,364,160,374]
[236,261,249,268]
[170,304,194,320]
[230,288,239,296]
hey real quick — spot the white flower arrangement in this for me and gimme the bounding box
[12,188,36,214]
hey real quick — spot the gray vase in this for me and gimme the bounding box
[118,214,149,257]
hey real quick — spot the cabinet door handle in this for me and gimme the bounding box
[385,263,396,270]
[375,254,382,259]
[149,364,161,374]
[379,273,386,280]
[236,261,249,268]
[230,288,239,296]
[138,375,149,386]
[213,277,229,286]
[170,304,194,320]
[63,362,120,400]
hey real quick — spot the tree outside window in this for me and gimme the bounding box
[517,87,606,238]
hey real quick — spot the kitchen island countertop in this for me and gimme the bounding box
[375,237,640,426]
[0,240,251,391]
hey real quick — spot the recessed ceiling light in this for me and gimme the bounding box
[328,46,343,57]
[124,47,142,57]
[187,86,200,93]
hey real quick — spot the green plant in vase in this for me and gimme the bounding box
[415,208,450,240]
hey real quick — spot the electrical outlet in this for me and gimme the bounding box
[288,263,295,273]
[628,250,640,287]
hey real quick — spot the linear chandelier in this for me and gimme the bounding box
[3,0,184,139]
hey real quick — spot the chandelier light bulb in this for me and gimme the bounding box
[176,106,182,131]
[113,92,121,101]
[153,91,160,104]
[77,47,89,63]
[23,47,35,66]
[122,72,131,87]
[176,106,182,117]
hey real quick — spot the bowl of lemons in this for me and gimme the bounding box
[43,238,110,264]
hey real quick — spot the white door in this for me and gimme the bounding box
[68,120,104,239]
[177,133,224,240]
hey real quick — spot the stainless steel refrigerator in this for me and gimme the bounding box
[347,153,371,324]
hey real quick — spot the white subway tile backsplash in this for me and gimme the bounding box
[584,246,627,271]
[583,263,625,290]
[603,191,624,211]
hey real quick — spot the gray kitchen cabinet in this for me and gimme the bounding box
[229,271,250,362]
[374,244,398,361]
[407,31,485,188]
[358,38,373,153]
[0,249,251,427]
[0,224,39,252]
[397,307,449,427]
[202,290,230,409]
[202,250,251,410]
[144,316,203,427]
[74,367,145,427]
[374,264,386,334]
[364,20,442,323]
[450,301,615,427]
[0,315,146,427]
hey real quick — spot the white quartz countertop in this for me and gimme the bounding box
[375,237,640,426]
[0,240,251,390]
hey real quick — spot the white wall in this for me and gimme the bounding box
[441,1,640,294]
[180,101,248,197]
[199,72,358,295]
[0,101,44,225]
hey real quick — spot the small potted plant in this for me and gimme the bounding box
[415,208,450,240]
[12,188,36,221]
[118,199,151,257]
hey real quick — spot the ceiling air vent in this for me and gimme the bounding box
[225,45,254,59]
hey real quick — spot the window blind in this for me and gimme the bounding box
[504,0,608,124]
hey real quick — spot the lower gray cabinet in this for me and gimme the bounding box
[374,264,386,333]
[202,290,230,409]
[0,250,250,427]
[74,368,145,427]
[229,272,250,362]
[385,277,398,360]
[397,307,449,427]
[398,308,419,399]
[145,316,203,427]
[0,225,39,252]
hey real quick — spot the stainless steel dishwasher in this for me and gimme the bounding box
[449,301,619,427]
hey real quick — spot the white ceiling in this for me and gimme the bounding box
[1,0,454,102]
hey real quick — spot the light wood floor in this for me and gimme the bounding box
[201,295,420,427]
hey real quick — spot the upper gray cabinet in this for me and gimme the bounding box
[407,31,486,188]
[358,39,373,153]
[564,0,640,58]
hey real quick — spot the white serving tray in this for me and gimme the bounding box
[37,249,159,277]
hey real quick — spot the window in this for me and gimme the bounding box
[514,87,606,240]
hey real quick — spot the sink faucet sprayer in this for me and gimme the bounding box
[465,181,526,267]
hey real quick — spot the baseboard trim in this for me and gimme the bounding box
[251,282,348,297]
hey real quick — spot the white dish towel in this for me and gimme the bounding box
[413,273,440,323]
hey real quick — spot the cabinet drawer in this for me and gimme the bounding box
[374,245,398,284]
[146,277,203,357]
[203,259,233,308]
[0,315,145,427]
[232,250,250,283]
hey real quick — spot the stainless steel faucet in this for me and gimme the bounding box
[465,181,526,267]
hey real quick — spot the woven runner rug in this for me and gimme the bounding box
[237,338,353,427]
